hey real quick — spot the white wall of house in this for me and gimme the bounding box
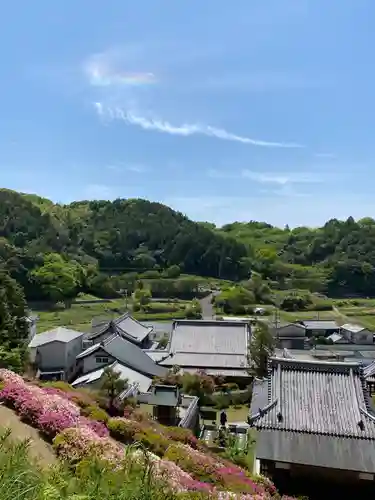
[81,349,115,374]
[36,337,83,378]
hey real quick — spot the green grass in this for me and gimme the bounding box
[32,298,189,333]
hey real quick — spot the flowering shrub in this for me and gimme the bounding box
[0,370,294,498]
[79,416,109,437]
[0,369,24,385]
[164,426,199,449]
[53,426,123,464]
[81,404,109,423]
[108,417,144,443]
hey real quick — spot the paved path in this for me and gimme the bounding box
[0,405,56,466]
[199,293,215,319]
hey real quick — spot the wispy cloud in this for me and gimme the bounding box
[94,103,303,149]
[241,170,323,185]
[208,168,323,185]
[84,50,157,88]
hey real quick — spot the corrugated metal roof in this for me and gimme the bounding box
[341,323,366,333]
[301,320,339,330]
[327,333,345,343]
[72,361,152,393]
[29,327,83,348]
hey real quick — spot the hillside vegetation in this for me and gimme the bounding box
[1,188,375,302]
[0,369,294,499]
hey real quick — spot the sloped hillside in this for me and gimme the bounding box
[0,190,249,298]
[0,369,295,499]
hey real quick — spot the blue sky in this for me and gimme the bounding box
[1,0,374,227]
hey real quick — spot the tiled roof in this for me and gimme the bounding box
[170,320,249,355]
[250,357,375,439]
[250,357,375,472]
[29,327,83,348]
[72,361,152,393]
[87,313,152,344]
[77,334,167,378]
[364,360,375,379]
[301,320,339,330]
[159,352,247,369]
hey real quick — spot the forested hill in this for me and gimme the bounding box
[1,187,375,300]
[218,218,375,296]
[0,189,248,300]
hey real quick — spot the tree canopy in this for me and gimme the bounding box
[1,188,375,301]
[0,270,29,372]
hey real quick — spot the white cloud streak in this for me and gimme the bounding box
[208,168,323,185]
[94,103,303,149]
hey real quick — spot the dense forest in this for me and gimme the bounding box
[0,187,374,302]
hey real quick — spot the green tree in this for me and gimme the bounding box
[162,265,181,279]
[99,366,128,412]
[248,322,275,378]
[30,253,83,304]
[185,298,202,319]
[0,270,28,372]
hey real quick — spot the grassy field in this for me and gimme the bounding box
[31,298,190,333]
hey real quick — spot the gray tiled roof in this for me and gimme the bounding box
[29,327,83,348]
[364,360,375,379]
[250,357,375,472]
[72,361,152,393]
[87,313,152,344]
[77,334,167,378]
[250,357,375,439]
[170,320,249,355]
[160,351,247,369]
[301,320,339,330]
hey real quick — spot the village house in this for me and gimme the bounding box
[271,322,306,350]
[28,327,84,381]
[72,359,154,394]
[146,319,250,384]
[76,332,167,379]
[83,312,153,349]
[340,323,374,344]
[297,319,340,338]
[249,356,375,497]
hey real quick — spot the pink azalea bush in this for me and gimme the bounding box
[164,444,275,497]
[0,370,104,439]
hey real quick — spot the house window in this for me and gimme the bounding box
[96,356,109,364]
